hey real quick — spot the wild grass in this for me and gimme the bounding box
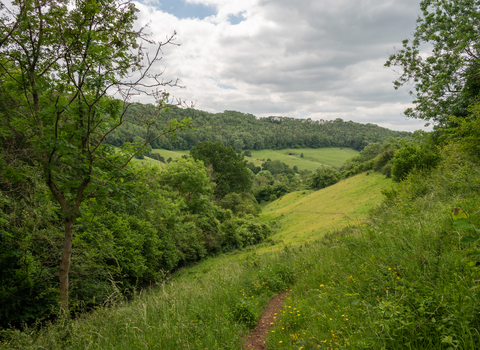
[1,252,302,349]
[266,146,480,349]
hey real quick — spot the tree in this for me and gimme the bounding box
[190,142,252,198]
[309,166,339,190]
[0,0,190,310]
[158,158,214,213]
[385,0,480,124]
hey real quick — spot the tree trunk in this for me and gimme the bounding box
[59,218,74,312]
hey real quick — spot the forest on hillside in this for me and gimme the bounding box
[105,104,411,152]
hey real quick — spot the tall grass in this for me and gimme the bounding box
[267,145,480,349]
[1,251,303,349]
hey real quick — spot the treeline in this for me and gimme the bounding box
[105,104,410,151]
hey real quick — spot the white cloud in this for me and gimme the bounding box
[132,0,429,132]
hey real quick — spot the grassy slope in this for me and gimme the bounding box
[259,172,390,247]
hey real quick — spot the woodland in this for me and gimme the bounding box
[1,0,480,349]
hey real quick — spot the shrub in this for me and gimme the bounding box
[309,166,339,190]
[391,144,441,182]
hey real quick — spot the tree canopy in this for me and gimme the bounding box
[190,142,252,198]
[385,0,480,124]
[105,105,411,151]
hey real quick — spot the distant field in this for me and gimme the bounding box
[247,148,357,171]
[150,149,190,160]
[258,172,390,248]
[150,147,358,171]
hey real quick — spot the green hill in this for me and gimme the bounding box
[260,172,390,247]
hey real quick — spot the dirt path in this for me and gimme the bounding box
[244,291,289,350]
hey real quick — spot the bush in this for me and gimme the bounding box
[373,149,395,171]
[309,166,339,190]
[391,144,441,182]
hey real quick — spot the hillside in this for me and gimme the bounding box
[260,172,390,247]
[105,105,411,152]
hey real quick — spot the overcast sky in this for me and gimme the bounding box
[132,0,428,132]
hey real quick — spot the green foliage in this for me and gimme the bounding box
[158,157,214,213]
[266,145,480,349]
[253,183,288,203]
[261,159,294,175]
[220,216,271,251]
[391,144,441,182]
[108,105,410,152]
[218,193,261,216]
[445,102,480,160]
[308,166,339,190]
[373,149,395,171]
[0,0,194,309]
[190,142,252,198]
[246,162,261,174]
[385,0,480,122]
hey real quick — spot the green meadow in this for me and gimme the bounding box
[247,148,358,170]
[148,147,359,172]
[259,172,390,247]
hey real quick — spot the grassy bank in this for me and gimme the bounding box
[260,172,390,247]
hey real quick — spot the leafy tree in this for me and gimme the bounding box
[309,166,339,190]
[261,159,293,175]
[158,158,214,213]
[190,142,252,198]
[246,161,261,174]
[0,0,190,310]
[253,170,275,188]
[385,0,480,123]
[218,192,260,216]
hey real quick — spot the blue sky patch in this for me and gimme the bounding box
[228,12,246,25]
[217,83,237,90]
[154,0,217,20]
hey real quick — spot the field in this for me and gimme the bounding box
[6,152,480,349]
[148,147,358,171]
[247,147,358,170]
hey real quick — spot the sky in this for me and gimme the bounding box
[132,0,429,132]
